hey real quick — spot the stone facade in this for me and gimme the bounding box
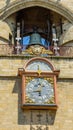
[0,0,73,130]
[0,56,73,130]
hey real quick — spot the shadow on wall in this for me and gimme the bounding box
[13,78,57,128]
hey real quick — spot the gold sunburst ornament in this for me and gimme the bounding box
[37,65,42,76]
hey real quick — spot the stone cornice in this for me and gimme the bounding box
[0,55,73,60]
[0,76,73,80]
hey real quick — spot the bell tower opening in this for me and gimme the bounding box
[4,5,71,56]
[16,6,52,49]
[15,6,68,49]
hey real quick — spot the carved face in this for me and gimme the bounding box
[31,45,43,55]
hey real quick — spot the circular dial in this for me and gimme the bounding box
[26,78,54,104]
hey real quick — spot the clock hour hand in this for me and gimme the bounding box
[33,89,41,96]
[28,88,41,93]
[33,89,41,92]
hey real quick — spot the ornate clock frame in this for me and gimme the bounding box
[18,57,60,110]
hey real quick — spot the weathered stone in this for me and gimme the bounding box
[0,0,73,130]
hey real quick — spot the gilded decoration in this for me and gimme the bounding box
[44,96,55,104]
[25,95,35,104]
[26,77,54,85]
[22,45,53,56]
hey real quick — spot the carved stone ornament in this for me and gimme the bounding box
[22,45,53,56]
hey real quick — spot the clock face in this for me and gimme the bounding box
[26,60,52,72]
[26,78,54,104]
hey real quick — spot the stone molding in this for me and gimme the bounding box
[0,0,73,24]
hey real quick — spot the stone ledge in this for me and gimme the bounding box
[0,75,73,80]
[0,55,73,59]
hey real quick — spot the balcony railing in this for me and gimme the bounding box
[0,44,73,57]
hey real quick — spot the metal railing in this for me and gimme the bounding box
[0,44,73,57]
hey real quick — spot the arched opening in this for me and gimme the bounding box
[15,7,52,48]
[0,1,73,56]
[13,6,70,48]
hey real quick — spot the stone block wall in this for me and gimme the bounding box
[0,0,73,129]
[0,56,73,78]
[0,56,73,130]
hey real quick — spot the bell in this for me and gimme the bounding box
[29,32,42,45]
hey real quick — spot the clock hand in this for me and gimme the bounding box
[33,89,41,92]
[37,83,43,91]
[33,81,44,93]
[33,90,41,96]
[28,88,41,93]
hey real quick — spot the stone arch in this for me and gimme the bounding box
[0,0,73,24]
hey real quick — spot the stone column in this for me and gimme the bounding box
[15,22,21,54]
